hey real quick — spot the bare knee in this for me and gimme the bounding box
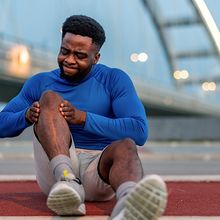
[98,138,141,186]
[99,138,137,166]
[119,138,136,147]
[40,91,63,108]
[111,138,137,157]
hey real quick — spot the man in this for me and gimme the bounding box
[0,15,167,219]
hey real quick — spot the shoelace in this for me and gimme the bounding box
[60,176,82,185]
[61,169,82,184]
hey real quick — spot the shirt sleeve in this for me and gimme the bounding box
[84,69,148,146]
[0,77,38,138]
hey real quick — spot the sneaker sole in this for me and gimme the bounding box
[122,175,167,220]
[47,182,85,216]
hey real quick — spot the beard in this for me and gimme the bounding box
[59,63,92,83]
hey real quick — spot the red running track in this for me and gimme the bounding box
[0,181,220,216]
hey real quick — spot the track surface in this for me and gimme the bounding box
[0,180,220,217]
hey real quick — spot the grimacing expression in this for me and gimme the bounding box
[57,33,100,81]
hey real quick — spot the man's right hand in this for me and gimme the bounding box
[25,101,40,124]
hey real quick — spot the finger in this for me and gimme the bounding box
[60,103,70,111]
[31,107,40,113]
[32,117,38,123]
[64,115,72,123]
[33,102,40,108]
[62,111,73,117]
[62,100,74,108]
[62,100,69,105]
[60,101,68,108]
[59,106,65,114]
[60,106,73,112]
[60,111,65,116]
[33,112,40,120]
[31,107,40,112]
[32,112,40,117]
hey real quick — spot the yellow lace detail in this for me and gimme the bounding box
[63,169,69,178]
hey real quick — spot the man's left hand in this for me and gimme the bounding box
[59,100,86,125]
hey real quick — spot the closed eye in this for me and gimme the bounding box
[60,47,70,55]
[74,52,88,59]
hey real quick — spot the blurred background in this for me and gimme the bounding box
[0,0,220,176]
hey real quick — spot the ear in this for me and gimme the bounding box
[93,53,100,64]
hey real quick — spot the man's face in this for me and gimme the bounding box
[57,33,100,81]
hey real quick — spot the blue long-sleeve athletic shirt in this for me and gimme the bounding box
[0,64,148,150]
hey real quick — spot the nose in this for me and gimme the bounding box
[65,54,76,64]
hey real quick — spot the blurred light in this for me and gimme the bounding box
[173,70,181,80]
[202,82,209,91]
[209,82,217,91]
[18,47,30,64]
[202,81,216,91]
[138,52,148,62]
[130,52,148,62]
[130,53,139,62]
[8,44,31,78]
[173,70,189,80]
[181,70,189,79]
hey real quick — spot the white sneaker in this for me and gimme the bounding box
[47,176,86,216]
[112,175,167,220]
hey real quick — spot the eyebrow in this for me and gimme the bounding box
[61,46,88,55]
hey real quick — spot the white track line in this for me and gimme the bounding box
[160,218,220,220]
[1,174,220,182]
[0,175,36,181]
[162,175,220,182]
[0,216,220,220]
[0,217,107,220]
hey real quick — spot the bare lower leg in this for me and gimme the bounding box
[98,138,143,191]
[34,91,70,160]
[99,139,144,219]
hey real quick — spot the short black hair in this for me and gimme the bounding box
[62,15,106,49]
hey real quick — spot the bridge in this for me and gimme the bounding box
[0,0,220,116]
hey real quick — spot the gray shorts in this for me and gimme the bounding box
[33,135,114,201]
